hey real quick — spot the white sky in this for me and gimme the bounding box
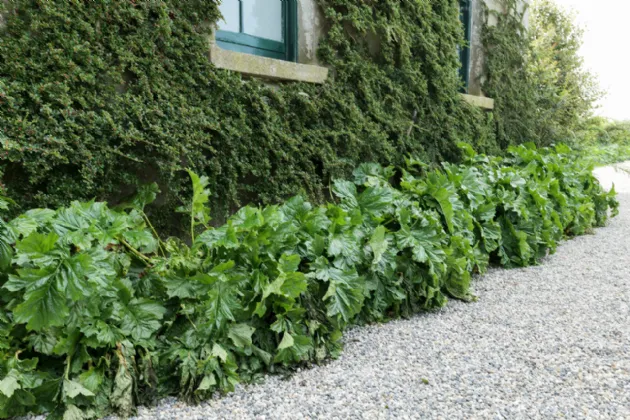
[552,0,629,120]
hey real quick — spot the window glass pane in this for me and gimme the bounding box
[242,0,283,42]
[218,0,240,33]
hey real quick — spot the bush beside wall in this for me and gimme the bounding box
[0,145,618,418]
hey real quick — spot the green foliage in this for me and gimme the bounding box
[0,146,617,418]
[0,0,497,232]
[482,0,602,148]
[571,117,630,166]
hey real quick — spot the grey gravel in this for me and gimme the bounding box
[135,166,630,419]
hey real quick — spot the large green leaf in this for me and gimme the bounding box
[13,279,69,331]
[395,223,446,268]
[0,371,21,398]
[8,209,55,238]
[205,282,242,330]
[63,379,95,399]
[369,225,388,266]
[0,230,13,271]
[332,180,359,210]
[227,324,255,348]
[179,169,211,231]
[117,299,166,341]
[273,334,313,364]
[319,268,364,323]
[357,186,393,217]
[14,232,59,266]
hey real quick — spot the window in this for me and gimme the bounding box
[216,0,298,62]
[459,0,473,90]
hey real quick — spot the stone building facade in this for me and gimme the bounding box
[210,0,530,109]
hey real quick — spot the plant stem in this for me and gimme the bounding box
[191,211,195,243]
[64,354,72,380]
[142,211,167,257]
[119,238,152,265]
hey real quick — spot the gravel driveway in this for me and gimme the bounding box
[135,165,630,420]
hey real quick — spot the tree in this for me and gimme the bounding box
[527,0,604,141]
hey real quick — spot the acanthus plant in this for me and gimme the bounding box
[0,144,618,418]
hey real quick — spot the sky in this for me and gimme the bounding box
[552,0,629,121]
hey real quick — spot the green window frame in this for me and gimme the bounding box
[216,0,298,62]
[459,0,473,90]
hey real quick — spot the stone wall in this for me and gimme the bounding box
[469,0,530,96]
[297,0,326,66]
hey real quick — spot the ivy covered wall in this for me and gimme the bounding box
[0,1,519,232]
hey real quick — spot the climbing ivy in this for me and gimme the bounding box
[0,0,502,233]
[1,0,583,233]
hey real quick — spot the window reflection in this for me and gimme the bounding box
[217,0,283,42]
[242,0,283,42]
[217,1,240,33]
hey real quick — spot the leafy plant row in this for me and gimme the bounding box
[0,145,617,419]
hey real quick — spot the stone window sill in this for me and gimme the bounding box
[460,93,495,110]
[208,42,329,84]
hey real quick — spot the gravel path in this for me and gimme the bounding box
[136,166,630,420]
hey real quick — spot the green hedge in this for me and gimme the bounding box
[0,1,497,232]
[0,145,617,418]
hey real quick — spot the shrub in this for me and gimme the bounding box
[483,0,603,148]
[571,117,630,166]
[0,145,617,418]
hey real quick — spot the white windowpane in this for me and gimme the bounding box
[242,0,283,42]
[218,0,240,33]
